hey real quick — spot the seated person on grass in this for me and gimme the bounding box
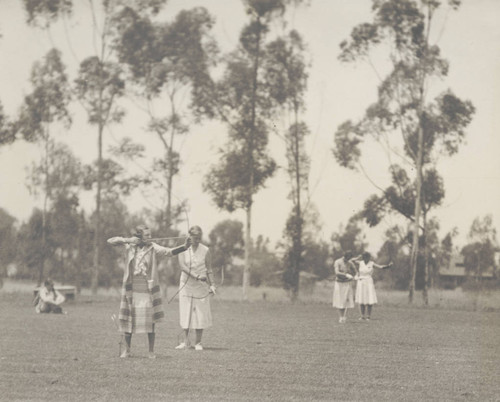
[34,279,66,314]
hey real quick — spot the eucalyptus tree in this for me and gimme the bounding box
[0,103,16,146]
[16,48,72,285]
[75,58,125,293]
[26,141,82,285]
[462,215,498,280]
[22,0,164,294]
[49,194,82,284]
[24,143,82,285]
[359,164,445,302]
[208,220,245,284]
[331,215,368,262]
[113,5,218,233]
[0,209,17,282]
[263,30,309,300]
[74,55,125,294]
[204,0,300,299]
[203,0,308,299]
[23,0,72,27]
[26,140,82,203]
[333,0,474,302]
[0,33,13,146]
[17,209,55,282]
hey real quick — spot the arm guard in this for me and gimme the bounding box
[171,245,187,256]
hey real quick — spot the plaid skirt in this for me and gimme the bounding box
[119,276,154,334]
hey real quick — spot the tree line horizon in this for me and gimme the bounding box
[0,0,497,302]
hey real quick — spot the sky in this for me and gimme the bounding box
[0,0,499,253]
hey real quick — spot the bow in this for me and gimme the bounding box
[165,193,223,303]
[167,195,193,304]
[148,236,188,242]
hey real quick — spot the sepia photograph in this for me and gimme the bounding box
[0,0,499,400]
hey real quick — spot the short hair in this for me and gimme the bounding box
[362,252,371,260]
[344,250,353,260]
[189,226,203,236]
[133,224,149,239]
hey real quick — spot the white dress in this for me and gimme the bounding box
[332,257,355,309]
[355,261,378,305]
[178,244,213,329]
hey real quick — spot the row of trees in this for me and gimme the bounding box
[1,0,315,300]
[0,202,496,295]
[333,0,475,303]
[0,0,495,301]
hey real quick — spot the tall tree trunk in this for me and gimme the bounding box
[91,122,103,295]
[38,128,50,286]
[242,17,262,300]
[422,213,429,305]
[409,3,434,303]
[76,212,84,295]
[292,110,302,302]
[91,9,111,296]
[291,213,301,302]
[166,101,177,232]
[409,117,423,303]
[39,200,47,286]
[243,205,252,300]
[166,154,173,231]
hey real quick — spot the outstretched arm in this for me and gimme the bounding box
[107,236,139,246]
[153,237,192,258]
[171,237,191,256]
[374,262,393,269]
[350,255,362,263]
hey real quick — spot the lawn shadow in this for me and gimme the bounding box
[197,347,230,352]
[170,346,230,352]
[121,354,173,360]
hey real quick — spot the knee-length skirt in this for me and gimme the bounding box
[179,279,212,330]
[119,276,154,334]
[332,281,354,309]
[355,277,378,305]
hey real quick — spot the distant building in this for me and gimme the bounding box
[438,252,496,289]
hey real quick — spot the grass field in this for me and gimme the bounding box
[1,287,499,401]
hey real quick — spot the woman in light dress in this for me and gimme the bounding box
[175,226,216,351]
[332,251,356,323]
[351,252,392,321]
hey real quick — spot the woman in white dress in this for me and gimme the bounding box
[332,251,356,323]
[175,226,216,351]
[352,252,392,320]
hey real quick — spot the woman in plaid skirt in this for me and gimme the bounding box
[108,225,191,358]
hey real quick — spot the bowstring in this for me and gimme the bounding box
[108,148,195,305]
[167,200,192,304]
[169,201,196,348]
[164,194,221,351]
[183,246,221,300]
[165,195,221,303]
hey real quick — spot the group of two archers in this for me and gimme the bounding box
[107,224,215,358]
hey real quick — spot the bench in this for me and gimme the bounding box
[33,285,77,301]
